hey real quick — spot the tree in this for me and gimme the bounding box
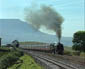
[72,31,85,52]
[12,40,19,48]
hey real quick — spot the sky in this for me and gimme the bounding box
[0,0,84,37]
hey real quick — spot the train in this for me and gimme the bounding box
[6,40,64,55]
[20,43,57,53]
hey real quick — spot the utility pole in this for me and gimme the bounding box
[84,1,85,31]
[0,38,1,47]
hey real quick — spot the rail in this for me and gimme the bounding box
[23,50,79,69]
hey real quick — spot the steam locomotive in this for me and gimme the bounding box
[20,42,64,55]
[9,40,64,55]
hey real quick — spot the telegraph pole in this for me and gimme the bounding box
[0,38,1,47]
[84,1,85,31]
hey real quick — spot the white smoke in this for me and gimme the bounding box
[25,5,64,42]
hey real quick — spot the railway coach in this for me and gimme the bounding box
[20,43,57,53]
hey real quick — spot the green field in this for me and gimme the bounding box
[8,54,43,69]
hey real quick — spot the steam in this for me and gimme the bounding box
[25,5,64,42]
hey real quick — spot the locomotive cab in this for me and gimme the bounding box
[50,43,57,54]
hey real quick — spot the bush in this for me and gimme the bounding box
[0,50,24,69]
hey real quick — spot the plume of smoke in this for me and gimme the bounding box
[25,5,64,42]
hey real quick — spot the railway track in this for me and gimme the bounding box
[23,50,79,69]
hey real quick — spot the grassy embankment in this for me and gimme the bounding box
[8,54,43,69]
[0,47,24,69]
[0,47,43,69]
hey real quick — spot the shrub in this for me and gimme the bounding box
[0,50,24,69]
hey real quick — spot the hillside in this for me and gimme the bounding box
[0,19,73,46]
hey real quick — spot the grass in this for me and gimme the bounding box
[80,52,85,57]
[0,46,10,50]
[64,46,73,52]
[20,41,48,45]
[0,52,8,57]
[0,47,43,69]
[8,54,43,69]
[64,46,85,57]
[0,47,10,57]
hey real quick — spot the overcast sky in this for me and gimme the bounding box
[0,0,84,37]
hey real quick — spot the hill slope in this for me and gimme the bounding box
[0,19,72,46]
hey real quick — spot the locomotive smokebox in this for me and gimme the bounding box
[0,38,1,47]
[57,42,64,55]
